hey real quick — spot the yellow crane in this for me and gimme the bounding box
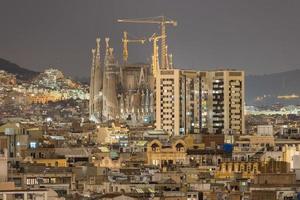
[122,31,146,64]
[149,33,164,78]
[118,16,177,69]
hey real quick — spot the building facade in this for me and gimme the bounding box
[206,70,245,134]
[155,69,206,135]
[89,38,154,123]
[155,69,245,136]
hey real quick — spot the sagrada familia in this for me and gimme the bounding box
[89,38,154,123]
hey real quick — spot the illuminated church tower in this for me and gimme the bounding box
[102,38,119,120]
[89,38,103,122]
[89,36,154,124]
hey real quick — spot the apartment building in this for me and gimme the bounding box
[155,69,245,135]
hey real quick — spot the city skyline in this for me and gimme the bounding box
[1,0,300,77]
[1,2,300,199]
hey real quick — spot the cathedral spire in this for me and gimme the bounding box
[95,38,101,68]
[91,48,96,68]
[96,38,100,56]
[109,48,114,56]
[89,48,96,119]
[105,38,110,56]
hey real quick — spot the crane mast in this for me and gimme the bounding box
[123,31,129,64]
[161,16,167,69]
[122,31,146,64]
[149,33,163,78]
[118,16,177,69]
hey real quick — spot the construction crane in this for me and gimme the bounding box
[122,31,146,64]
[149,33,164,78]
[118,16,177,69]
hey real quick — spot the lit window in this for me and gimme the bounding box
[30,142,37,149]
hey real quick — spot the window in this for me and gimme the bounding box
[26,178,37,185]
[30,142,37,149]
[50,178,56,184]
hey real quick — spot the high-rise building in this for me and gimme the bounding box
[155,69,245,135]
[155,69,204,135]
[205,70,245,134]
[155,69,180,135]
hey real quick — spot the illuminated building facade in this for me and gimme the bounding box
[155,69,206,135]
[155,69,245,135]
[89,38,154,123]
[215,161,260,179]
[206,70,245,134]
[89,38,103,121]
[146,139,187,167]
[89,39,244,136]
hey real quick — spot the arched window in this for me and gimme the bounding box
[151,143,160,152]
[175,143,184,152]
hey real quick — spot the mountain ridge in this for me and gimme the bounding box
[0,58,39,80]
[246,69,300,105]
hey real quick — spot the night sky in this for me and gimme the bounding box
[1,0,300,77]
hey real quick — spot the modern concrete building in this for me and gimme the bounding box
[155,69,204,135]
[155,69,245,136]
[205,70,245,134]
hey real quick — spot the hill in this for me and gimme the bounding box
[0,58,39,80]
[246,69,300,105]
